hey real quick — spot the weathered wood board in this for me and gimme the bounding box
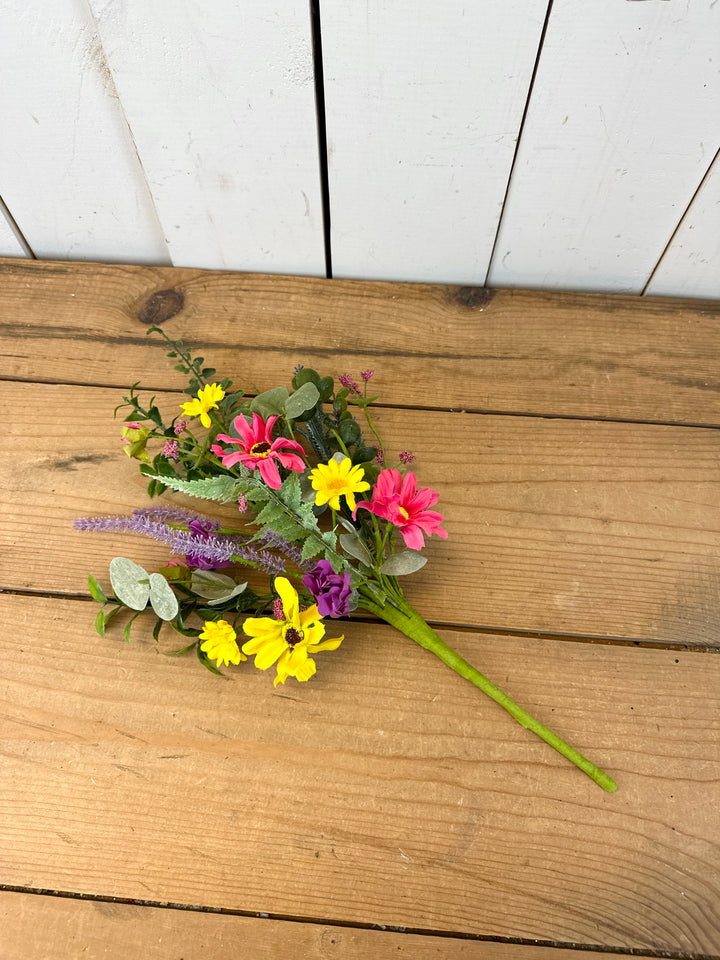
[0,259,718,957]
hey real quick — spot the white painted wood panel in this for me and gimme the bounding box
[487,0,720,294]
[645,151,720,300]
[0,201,30,258]
[88,0,325,275]
[0,0,169,264]
[321,1,548,283]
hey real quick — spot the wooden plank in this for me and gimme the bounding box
[646,151,720,300]
[0,891,663,960]
[487,0,720,294]
[87,0,325,275]
[2,259,720,426]
[4,381,720,645]
[321,1,548,283]
[0,3,169,264]
[1,593,717,953]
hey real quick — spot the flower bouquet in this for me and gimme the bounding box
[76,325,617,793]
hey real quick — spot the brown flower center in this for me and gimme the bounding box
[251,441,272,457]
[284,627,303,647]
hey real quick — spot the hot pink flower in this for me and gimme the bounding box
[354,469,448,551]
[211,413,305,490]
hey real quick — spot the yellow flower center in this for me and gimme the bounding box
[251,441,272,458]
[398,506,409,521]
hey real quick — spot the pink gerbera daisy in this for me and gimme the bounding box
[211,413,305,490]
[354,468,448,551]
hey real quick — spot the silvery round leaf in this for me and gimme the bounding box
[109,557,150,611]
[284,381,320,419]
[148,573,179,621]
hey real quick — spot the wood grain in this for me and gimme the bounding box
[488,0,720,294]
[1,593,718,953]
[0,4,169,264]
[647,150,720,300]
[320,0,547,284]
[87,0,325,275]
[0,891,664,960]
[4,380,720,645]
[2,259,720,424]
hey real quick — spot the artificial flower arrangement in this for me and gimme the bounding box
[75,325,617,793]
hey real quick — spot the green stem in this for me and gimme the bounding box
[359,591,617,793]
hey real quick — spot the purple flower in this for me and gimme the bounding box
[302,560,352,618]
[186,519,229,570]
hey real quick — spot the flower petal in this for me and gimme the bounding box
[257,457,282,489]
[275,577,300,624]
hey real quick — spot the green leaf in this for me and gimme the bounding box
[285,381,320,419]
[197,643,225,676]
[279,472,302,511]
[250,386,289,418]
[103,605,123,627]
[339,418,361,445]
[140,473,247,504]
[352,445,378,464]
[301,535,325,562]
[109,557,150,611]
[379,551,427,576]
[293,368,320,388]
[191,569,247,605]
[95,608,106,637]
[254,500,304,541]
[316,376,334,402]
[171,621,202,638]
[339,532,373,567]
[152,618,164,642]
[165,640,199,656]
[148,573,180,621]
[88,574,107,604]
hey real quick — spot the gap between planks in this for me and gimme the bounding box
[0,887,704,960]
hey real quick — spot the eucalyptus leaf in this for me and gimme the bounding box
[339,532,374,567]
[300,473,317,504]
[148,573,180,621]
[379,551,428,576]
[207,584,247,607]
[284,381,320,419]
[191,569,237,599]
[109,557,150,611]
[250,386,289,418]
[191,569,248,604]
[338,418,361,444]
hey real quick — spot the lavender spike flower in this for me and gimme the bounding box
[260,530,315,571]
[74,508,285,576]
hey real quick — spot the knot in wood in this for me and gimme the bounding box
[138,288,185,325]
[454,286,493,309]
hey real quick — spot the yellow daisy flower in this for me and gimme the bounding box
[308,456,370,512]
[180,383,225,428]
[242,577,343,686]
[199,619,246,667]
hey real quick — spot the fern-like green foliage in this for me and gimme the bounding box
[141,472,249,504]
